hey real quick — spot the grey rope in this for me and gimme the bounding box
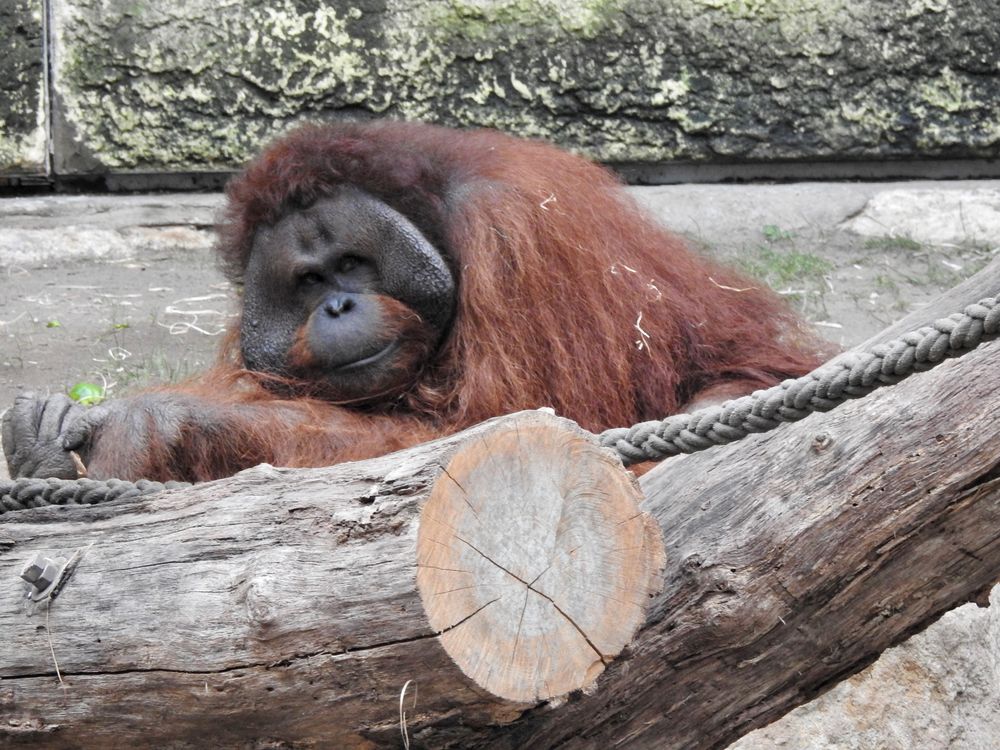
[600,296,1000,466]
[3,296,998,511]
[0,477,190,515]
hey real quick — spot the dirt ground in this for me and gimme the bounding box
[0,240,231,407]
[0,195,227,415]
[1,183,998,482]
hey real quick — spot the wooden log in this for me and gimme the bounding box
[3,260,1000,748]
[0,411,663,747]
[490,292,1000,747]
[417,424,664,702]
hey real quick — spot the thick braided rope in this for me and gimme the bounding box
[0,477,191,515]
[600,296,1000,466]
[3,297,998,509]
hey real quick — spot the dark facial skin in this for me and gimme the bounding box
[1,188,458,481]
[240,187,456,402]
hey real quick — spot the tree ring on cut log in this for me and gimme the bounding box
[416,414,666,702]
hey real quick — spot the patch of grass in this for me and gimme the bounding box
[88,313,201,395]
[735,244,834,320]
[114,352,199,391]
[872,273,899,293]
[762,224,794,242]
[736,246,834,289]
[863,235,923,252]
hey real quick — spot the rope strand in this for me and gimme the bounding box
[599,296,1000,465]
[3,296,998,509]
[0,477,190,515]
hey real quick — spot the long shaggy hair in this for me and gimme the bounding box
[66,121,834,482]
[218,121,825,434]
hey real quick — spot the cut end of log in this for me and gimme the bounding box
[416,412,665,703]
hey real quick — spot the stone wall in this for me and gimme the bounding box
[3,0,1000,182]
[0,0,46,177]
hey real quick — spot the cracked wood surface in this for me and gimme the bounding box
[0,411,661,747]
[417,424,663,702]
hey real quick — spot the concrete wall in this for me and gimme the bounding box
[3,0,1000,184]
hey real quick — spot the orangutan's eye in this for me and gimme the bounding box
[336,255,366,274]
[298,271,324,287]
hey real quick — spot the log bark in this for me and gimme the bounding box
[2,261,1000,748]
[489,259,1000,749]
[0,411,664,748]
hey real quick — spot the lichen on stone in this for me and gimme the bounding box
[38,0,1000,172]
[0,0,46,173]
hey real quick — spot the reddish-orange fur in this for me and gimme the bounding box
[87,121,829,482]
